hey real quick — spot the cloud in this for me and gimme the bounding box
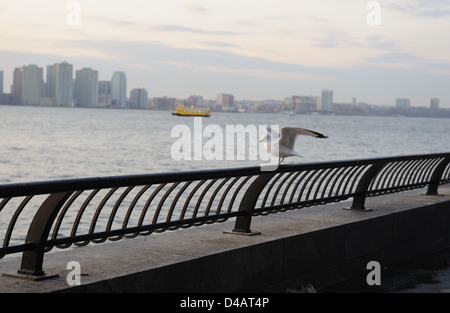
[362,34,450,74]
[362,46,450,77]
[80,16,244,37]
[198,41,237,48]
[385,0,450,18]
[148,25,245,36]
[158,60,323,82]
[366,36,401,51]
[181,4,210,15]
[84,15,145,28]
[43,39,327,91]
[364,51,419,64]
[62,39,308,71]
[312,31,363,49]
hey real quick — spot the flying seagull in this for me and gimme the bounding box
[260,126,328,164]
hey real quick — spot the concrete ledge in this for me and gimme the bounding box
[0,185,449,293]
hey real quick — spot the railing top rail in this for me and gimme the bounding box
[1,152,449,198]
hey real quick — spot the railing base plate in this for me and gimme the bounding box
[2,272,59,281]
[422,193,445,196]
[343,207,373,212]
[223,230,261,236]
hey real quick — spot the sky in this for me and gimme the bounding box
[1,0,450,107]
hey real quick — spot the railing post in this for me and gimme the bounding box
[18,192,72,278]
[232,173,276,234]
[426,157,450,195]
[348,162,386,211]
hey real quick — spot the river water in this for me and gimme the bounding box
[1,105,449,184]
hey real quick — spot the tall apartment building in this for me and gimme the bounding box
[292,95,318,113]
[0,70,10,104]
[111,71,127,108]
[13,65,44,106]
[74,68,98,107]
[46,62,73,106]
[98,81,112,107]
[153,96,176,110]
[321,89,333,112]
[0,70,3,95]
[217,93,234,112]
[130,88,148,109]
[430,98,439,110]
[187,95,204,107]
[395,98,410,109]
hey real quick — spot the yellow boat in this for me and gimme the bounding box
[172,105,211,117]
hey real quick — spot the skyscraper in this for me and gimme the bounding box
[217,93,234,112]
[0,70,3,95]
[130,88,148,109]
[153,96,176,110]
[291,95,318,113]
[98,81,112,107]
[74,68,98,107]
[111,71,127,108]
[46,62,73,106]
[395,98,410,109]
[13,65,44,106]
[321,89,333,112]
[12,68,22,105]
[430,98,439,110]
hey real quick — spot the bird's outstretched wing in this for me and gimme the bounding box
[282,126,328,139]
[279,126,328,149]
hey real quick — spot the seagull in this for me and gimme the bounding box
[260,126,328,164]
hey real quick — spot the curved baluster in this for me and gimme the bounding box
[123,185,152,238]
[90,187,119,244]
[166,181,193,230]
[107,186,136,241]
[52,190,84,249]
[3,196,33,251]
[70,189,102,246]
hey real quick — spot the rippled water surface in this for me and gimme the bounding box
[1,105,449,184]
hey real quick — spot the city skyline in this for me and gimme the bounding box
[0,62,446,112]
[1,61,449,118]
[1,1,450,107]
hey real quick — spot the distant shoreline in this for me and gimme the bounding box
[1,103,450,119]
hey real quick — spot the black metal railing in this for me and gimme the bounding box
[1,153,449,277]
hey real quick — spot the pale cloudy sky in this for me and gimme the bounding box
[1,0,450,107]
